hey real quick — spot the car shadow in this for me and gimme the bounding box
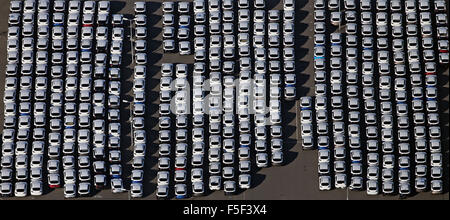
[295,0,311,98]
[281,0,311,168]
[283,101,300,165]
[267,0,282,10]
[110,1,126,14]
[141,2,163,198]
[437,65,450,194]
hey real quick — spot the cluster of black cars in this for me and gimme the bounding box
[308,0,446,196]
[2,0,126,198]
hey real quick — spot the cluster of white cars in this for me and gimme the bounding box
[132,2,149,65]
[53,0,126,199]
[129,1,149,198]
[155,0,296,199]
[434,1,449,63]
[311,0,445,196]
[1,0,128,198]
[162,1,192,55]
[157,62,190,199]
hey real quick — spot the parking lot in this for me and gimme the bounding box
[0,0,448,200]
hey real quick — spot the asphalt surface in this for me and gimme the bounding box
[0,0,448,200]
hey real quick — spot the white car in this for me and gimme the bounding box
[14,182,28,197]
[366,180,379,195]
[163,40,175,52]
[284,0,295,10]
[256,153,269,168]
[193,0,205,13]
[157,171,170,186]
[179,41,191,55]
[10,1,22,13]
[111,178,124,193]
[134,2,146,14]
[319,176,331,191]
[64,184,77,198]
[209,176,222,191]
[29,181,43,196]
[130,183,143,198]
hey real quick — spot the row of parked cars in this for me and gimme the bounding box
[157,63,191,198]
[310,0,445,196]
[1,0,128,198]
[432,0,449,64]
[314,0,449,64]
[389,0,446,195]
[129,2,149,198]
[162,1,192,55]
[3,0,75,197]
[156,0,296,199]
[48,0,127,199]
[158,2,195,199]
[315,0,448,64]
